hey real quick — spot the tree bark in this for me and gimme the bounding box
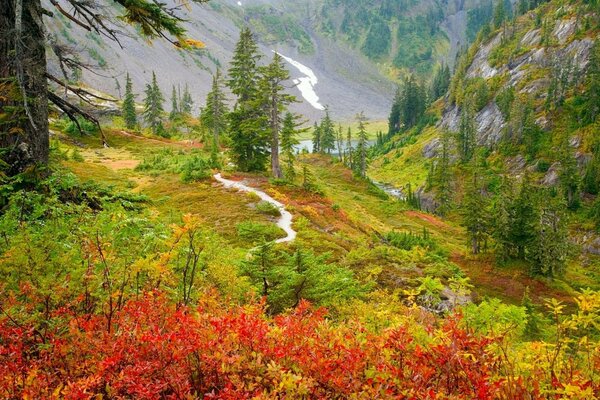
[270,96,282,179]
[0,0,49,175]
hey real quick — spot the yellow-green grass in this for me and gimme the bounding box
[296,120,388,140]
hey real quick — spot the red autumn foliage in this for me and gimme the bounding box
[0,291,595,399]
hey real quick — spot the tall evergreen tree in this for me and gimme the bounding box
[435,129,453,216]
[169,85,180,122]
[312,122,321,153]
[559,137,581,210]
[257,53,296,178]
[143,71,165,135]
[461,169,490,254]
[583,40,600,123]
[508,175,538,259]
[319,109,336,154]
[457,99,477,163]
[527,192,569,277]
[202,69,228,145]
[345,127,353,169]
[280,112,303,181]
[180,84,194,115]
[122,72,137,130]
[355,112,369,178]
[227,28,269,171]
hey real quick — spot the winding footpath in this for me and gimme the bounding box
[213,173,296,244]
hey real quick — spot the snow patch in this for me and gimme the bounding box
[273,51,325,111]
[237,1,242,6]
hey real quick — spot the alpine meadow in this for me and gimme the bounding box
[3,0,600,398]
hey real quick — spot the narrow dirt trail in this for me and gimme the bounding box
[213,173,296,244]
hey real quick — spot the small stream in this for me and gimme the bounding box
[213,173,297,244]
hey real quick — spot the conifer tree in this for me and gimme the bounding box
[280,112,302,181]
[122,72,137,130]
[527,192,569,277]
[257,52,296,179]
[461,169,490,255]
[181,84,194,115]
[509,174,538,259]
[227,28,269,171]
[319,109,336,154]
[202,69,228,145]
[493,0,506,28]
[143,71,165,135]
[583,40,600,123]
[457,99,477,163]
[345,127,353,169]
[435,129,453,216]
[559,137,581,210]
[492,177,515,261]
[336,124,344,162]
[355,112,369,178]
[312,122,321,153]
[169,85,180,121]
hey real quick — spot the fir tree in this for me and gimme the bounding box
[509,175,538,259]
[319,109,336,154]
[583,40,600,123]
[143,71,165,135]
[169,85,179,121]
[559,137,581,210]
[346,127,353,169]
[457,99,477,164]
[122,72,137,130]
[461,169,490,255]
[180,84,194,115]
[355,112,369,178]
[435,129,453,216]
[312,122,321,153]
[280,112,302,181]
[257,52,296,179]
[527,192,569,277]
[226,28,269,172]
[202,69,228,145]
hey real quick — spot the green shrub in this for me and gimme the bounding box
[385,229,437,251]
[64,117,98,136]
[180,155,211,183]
[256,201,281,217]
[236,221,286,243]
[71,148,85,162]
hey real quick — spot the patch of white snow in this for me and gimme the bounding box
[273,51,325,111]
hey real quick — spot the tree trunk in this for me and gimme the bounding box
[270,97,282,179]
[0,0,49,175]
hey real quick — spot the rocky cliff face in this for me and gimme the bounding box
[438,10,594,150]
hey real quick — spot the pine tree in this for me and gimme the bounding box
[461,169,490,255]
[226,28,269,172]
[435,129,453,216]
[122,72,137,130]
[202,69,228,145]
[388,86,402,135]
[493,0,506,29]
[257,52,296,179]
[509,174,538,259]
[319,109,336,154]
[492,177,515,261]
[180,84,194,115]
[312,122,321,153]
[227,27,260,103]
[336,124,344,162]
[169,85,179,122]
[143,71,165,135]
[346,127,353,169]
[559,137,581,210]
[527,192,569,277]
[457,99,477,163]
[355,112,369,178]
[583,40,600,123]
[280,112,303,181]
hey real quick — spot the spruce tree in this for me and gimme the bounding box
[122,72,137,130]
[509,174,538,259]
[142,71,165,135]
[355,112,369,178]
[257,52,296,179]
[559,137,581,210]
[169,85,179,122]
[345,127,353,169]
[457,99,477,163]
[226,28,269,171]
[461,169,490,255]
[312,122,321,153]
[583,40,600,123]
[202,69,228,145]
[435,129,453,216]
[280,112,302,181]
[527,192,569,277]
[181,84,194,115]
[319,109,336,154]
